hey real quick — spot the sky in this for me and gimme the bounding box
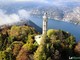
[0,0,80,25]
[14,0,80,2]
[0,0,80,3]
[0,0,79,6]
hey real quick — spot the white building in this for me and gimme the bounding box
[43,13,48,34]
[35,13,48,45]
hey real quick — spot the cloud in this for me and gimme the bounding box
[0,0,49,3]
[11,0,80,3]
[18,9,31,20]
[14,0,32,2]
[0,9,31,25]
[13,0,49,3]
[0,9,20,25]
[0,0,80,5]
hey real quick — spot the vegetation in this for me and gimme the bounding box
[0,25,79,60]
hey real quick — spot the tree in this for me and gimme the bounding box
[9,25,36,42]
[47,29,58,39]
[16,34,37,60]
[74,42,80,56]
[0,51,6,60]
[34,33,54,60]
[10,41,24,56]
[54,50,61,60]
[0,34,3,50]
[34,45,47,60]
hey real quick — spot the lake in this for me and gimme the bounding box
[29,16,80,42]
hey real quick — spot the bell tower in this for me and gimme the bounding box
[35,12,48,45]
[43,13,48,34]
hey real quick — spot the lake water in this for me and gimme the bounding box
[29,16,80,42]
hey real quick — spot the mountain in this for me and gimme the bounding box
[0,2,80,24]
[63,7,80,24]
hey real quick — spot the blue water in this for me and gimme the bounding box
[29,16,80,42]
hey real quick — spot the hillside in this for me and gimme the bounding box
[63,7,80,24]
[0,25,80,60]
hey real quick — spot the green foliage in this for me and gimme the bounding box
[47,29,58,38]
[16,47,30,60]
[34,33,54,60]
[67,36,75,44]
[54,50,61,60]
[10,25,36,42]
[0,25,78,60]
[0,34,3,50]
[74,42,80,56]
[0,51,14,60]
[27,34,35,43]
[22,43,36,52]
[16,34,37,60]
[16,42,37,60]
[40,33,50,45]
[34,45,47,60]
[0,51,6,60]
[22,34,37,52]
[5,52,14,60]
[10,41,24,56]
[47,29,73,40]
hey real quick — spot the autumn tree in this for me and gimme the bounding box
[34,33,54,60]
[9,25,36,43]
[74,42,80,56]
[16,34,37,60]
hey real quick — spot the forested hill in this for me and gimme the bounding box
[0,25,80,60]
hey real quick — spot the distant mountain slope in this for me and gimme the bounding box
[63,7,80,24]
[28,20,42,33]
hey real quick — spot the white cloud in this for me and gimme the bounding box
[53,0,80,3]
[0,10,20,25]
[12,0,49,3]
[14,0,32,2]
[18,9,31,19]
[0,9,31,25]
[0,0,80,4]
[13,0,80,3]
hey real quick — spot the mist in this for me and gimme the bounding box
[0,9,31,25]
